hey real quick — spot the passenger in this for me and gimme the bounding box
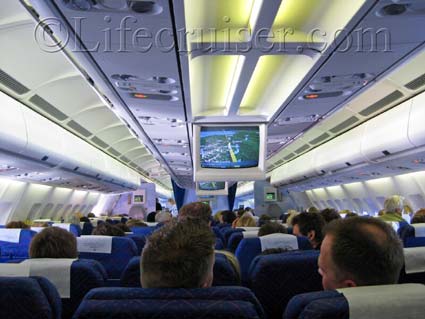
[87,212,96,218]
[235,214,256,227]
[155,198,163,212]
[155,211,172,224]
[146,211,157,222]
[5,221,30,229]
[167,198,178,218]
[80,216,90,223]
[258,214,272,227]
[92,223,125,236]
[214,210,223,224]
[258,222,288,237]
[178,201,212,225]
[231,208,245,228]
[320,208,341,223]
[307,206,319,214]
[127,219,148,227]
[261,248,291,255]
[220,210,236,225]
[411,209,425,224]
[140,219,215,288]
[318,217,404,289]
[291,212,325,249]
[285,210,300,226]
[32,222,49,227]
[215,250,241,284]
[115,222,131,233]
[29,227,78,258]
[379,195,406,222]
[345,211,358,218]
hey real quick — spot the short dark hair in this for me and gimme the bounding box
[92,223,125,236]
[115,223,131,233]
[147,212,157,222]
[411,209,425,224]
[221,210,236,224]
[258,214,272,227]
[141,219,215,288]
[321,208,341,223]
[324,217,404,286]
[178,202,212,224]
[6,221,30,229]
[292,212,325,244]
[258,222,287,237]
[29,227,77,258]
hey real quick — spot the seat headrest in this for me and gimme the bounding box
[404,246,425,274]
[241,227,259,231]
[337,284,425,319]
[259,233,298,251]
[52,223,71,231]
[0,228,22,243]
[77,236,113,253]
[242,230,259,238]
[0,262,30,277]
[412,223,425,237]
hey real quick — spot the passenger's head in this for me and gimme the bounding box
[6,221,30,229]
[92,223,125,236]
[258,214,272,227]
[411,209,425,224]
[115,222,131,233]
[141,219,215,288]
[87,213,96,218]
[286,211,300,226]
[384,195,405,215]
[321,208,341,224]
[307,206,319,214]
[258,222,287,237]
[147,211,156,222]
[220,210,236,224]
[235,214,256,227]
[155,211,172,223]
[318,217,404,290]
[345,212,358,218]
[215,250,241,284]
[126,219,148,227]
[29,227,78,258]
[80,216,90,223]
[178,202,212,225]
[291,213,325,249]
[32,222,49,227]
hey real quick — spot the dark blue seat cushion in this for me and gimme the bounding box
[222,228,243,246]
[78,237,138,279]
[249,250,322,319]
[227,231,245,252]
[121,253,240,287]
[236,236,312,284]
[0,229,37,259]
[130,226,155,237]
[81,222,93,236]
[284,290,348,319]
[73,286,265,319]
[0,276,62,319]
[405,237,425,247]
[126,234,146,255]
[398,264,425,285]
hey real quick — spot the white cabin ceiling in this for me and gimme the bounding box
[1,0,425,191]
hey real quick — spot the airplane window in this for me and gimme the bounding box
[52,204,64,220]
[27,203,42,221]
[334,199,343,210]
[80,205,87,214]
[352,198,363,213]
[41,203,54,219]
[408,194,425,211]
[376,196,386,208]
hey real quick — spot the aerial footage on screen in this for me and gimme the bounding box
[200,126,260,169]
[199,181,226,191]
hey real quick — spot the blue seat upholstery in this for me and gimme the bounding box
[397,221,415,245]
[130,226,155,237]
[125,234,146,255]
[222,228,243,246]
[227,231,245,252]
[73,286,265,319]
[0,229,37,259]
[120,252,240,287]
[212,226,226,244]
[215,237,224,250]
[249,250,322,319]
[284,290,347,319]
[398,264,425,285]
[78,237,138,279]
[236,236,312,284]
[81,222,93,236]
[0,276,62,319]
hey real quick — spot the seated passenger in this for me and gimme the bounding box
[141,219,215,288]
[318,217,403,289]
[155,211,172,224]
[235,214,256,228]
[79,216,90,223]
[320,208,341,223]
[257,214,272,227]
[291,212,325,249]
[215,250,241,284]
[127,219,148,227]
[411,209,425,224]
[219,210,236,225]
[258,222,287,237]
[6,221,30,229]
[87,212,96,218]
[115,223,131,233]
[178,201,212,225]
[29,227,78,258]
[146,211,157,222]
[307,206,319,213]
[379,195,406,222]
[32,221,49,227]
[285,210,299,226]
[92,223,125,236]
[231,208,246,228]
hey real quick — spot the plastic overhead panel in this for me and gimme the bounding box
[361,99,414,161]
[0,92,28,153]
[314,128,365,173]
[408,91,425,148]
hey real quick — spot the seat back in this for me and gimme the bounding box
[78,236,138,279]
[120,252,240,287]
[0,229,37,259]
[399,246,425,285]
[130,226,155,236]
[227,231,259,252]
[80,222,94,235]
[0,276,62,319]
[73,286,265,319]
[236,235,312,283]
[125,234,146,255]
[285,284,425,319]
[249,250,322,318]
[52,223,81,237]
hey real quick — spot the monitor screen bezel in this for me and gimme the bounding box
[196,181,229,195]
[193,123,267,182]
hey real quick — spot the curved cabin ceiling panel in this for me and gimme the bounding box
[111,138,144,155]
[72,107,120,134]
[95,126,133,146]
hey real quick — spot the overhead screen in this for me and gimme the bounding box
[193,124,267,181]
[196,181,228,195]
